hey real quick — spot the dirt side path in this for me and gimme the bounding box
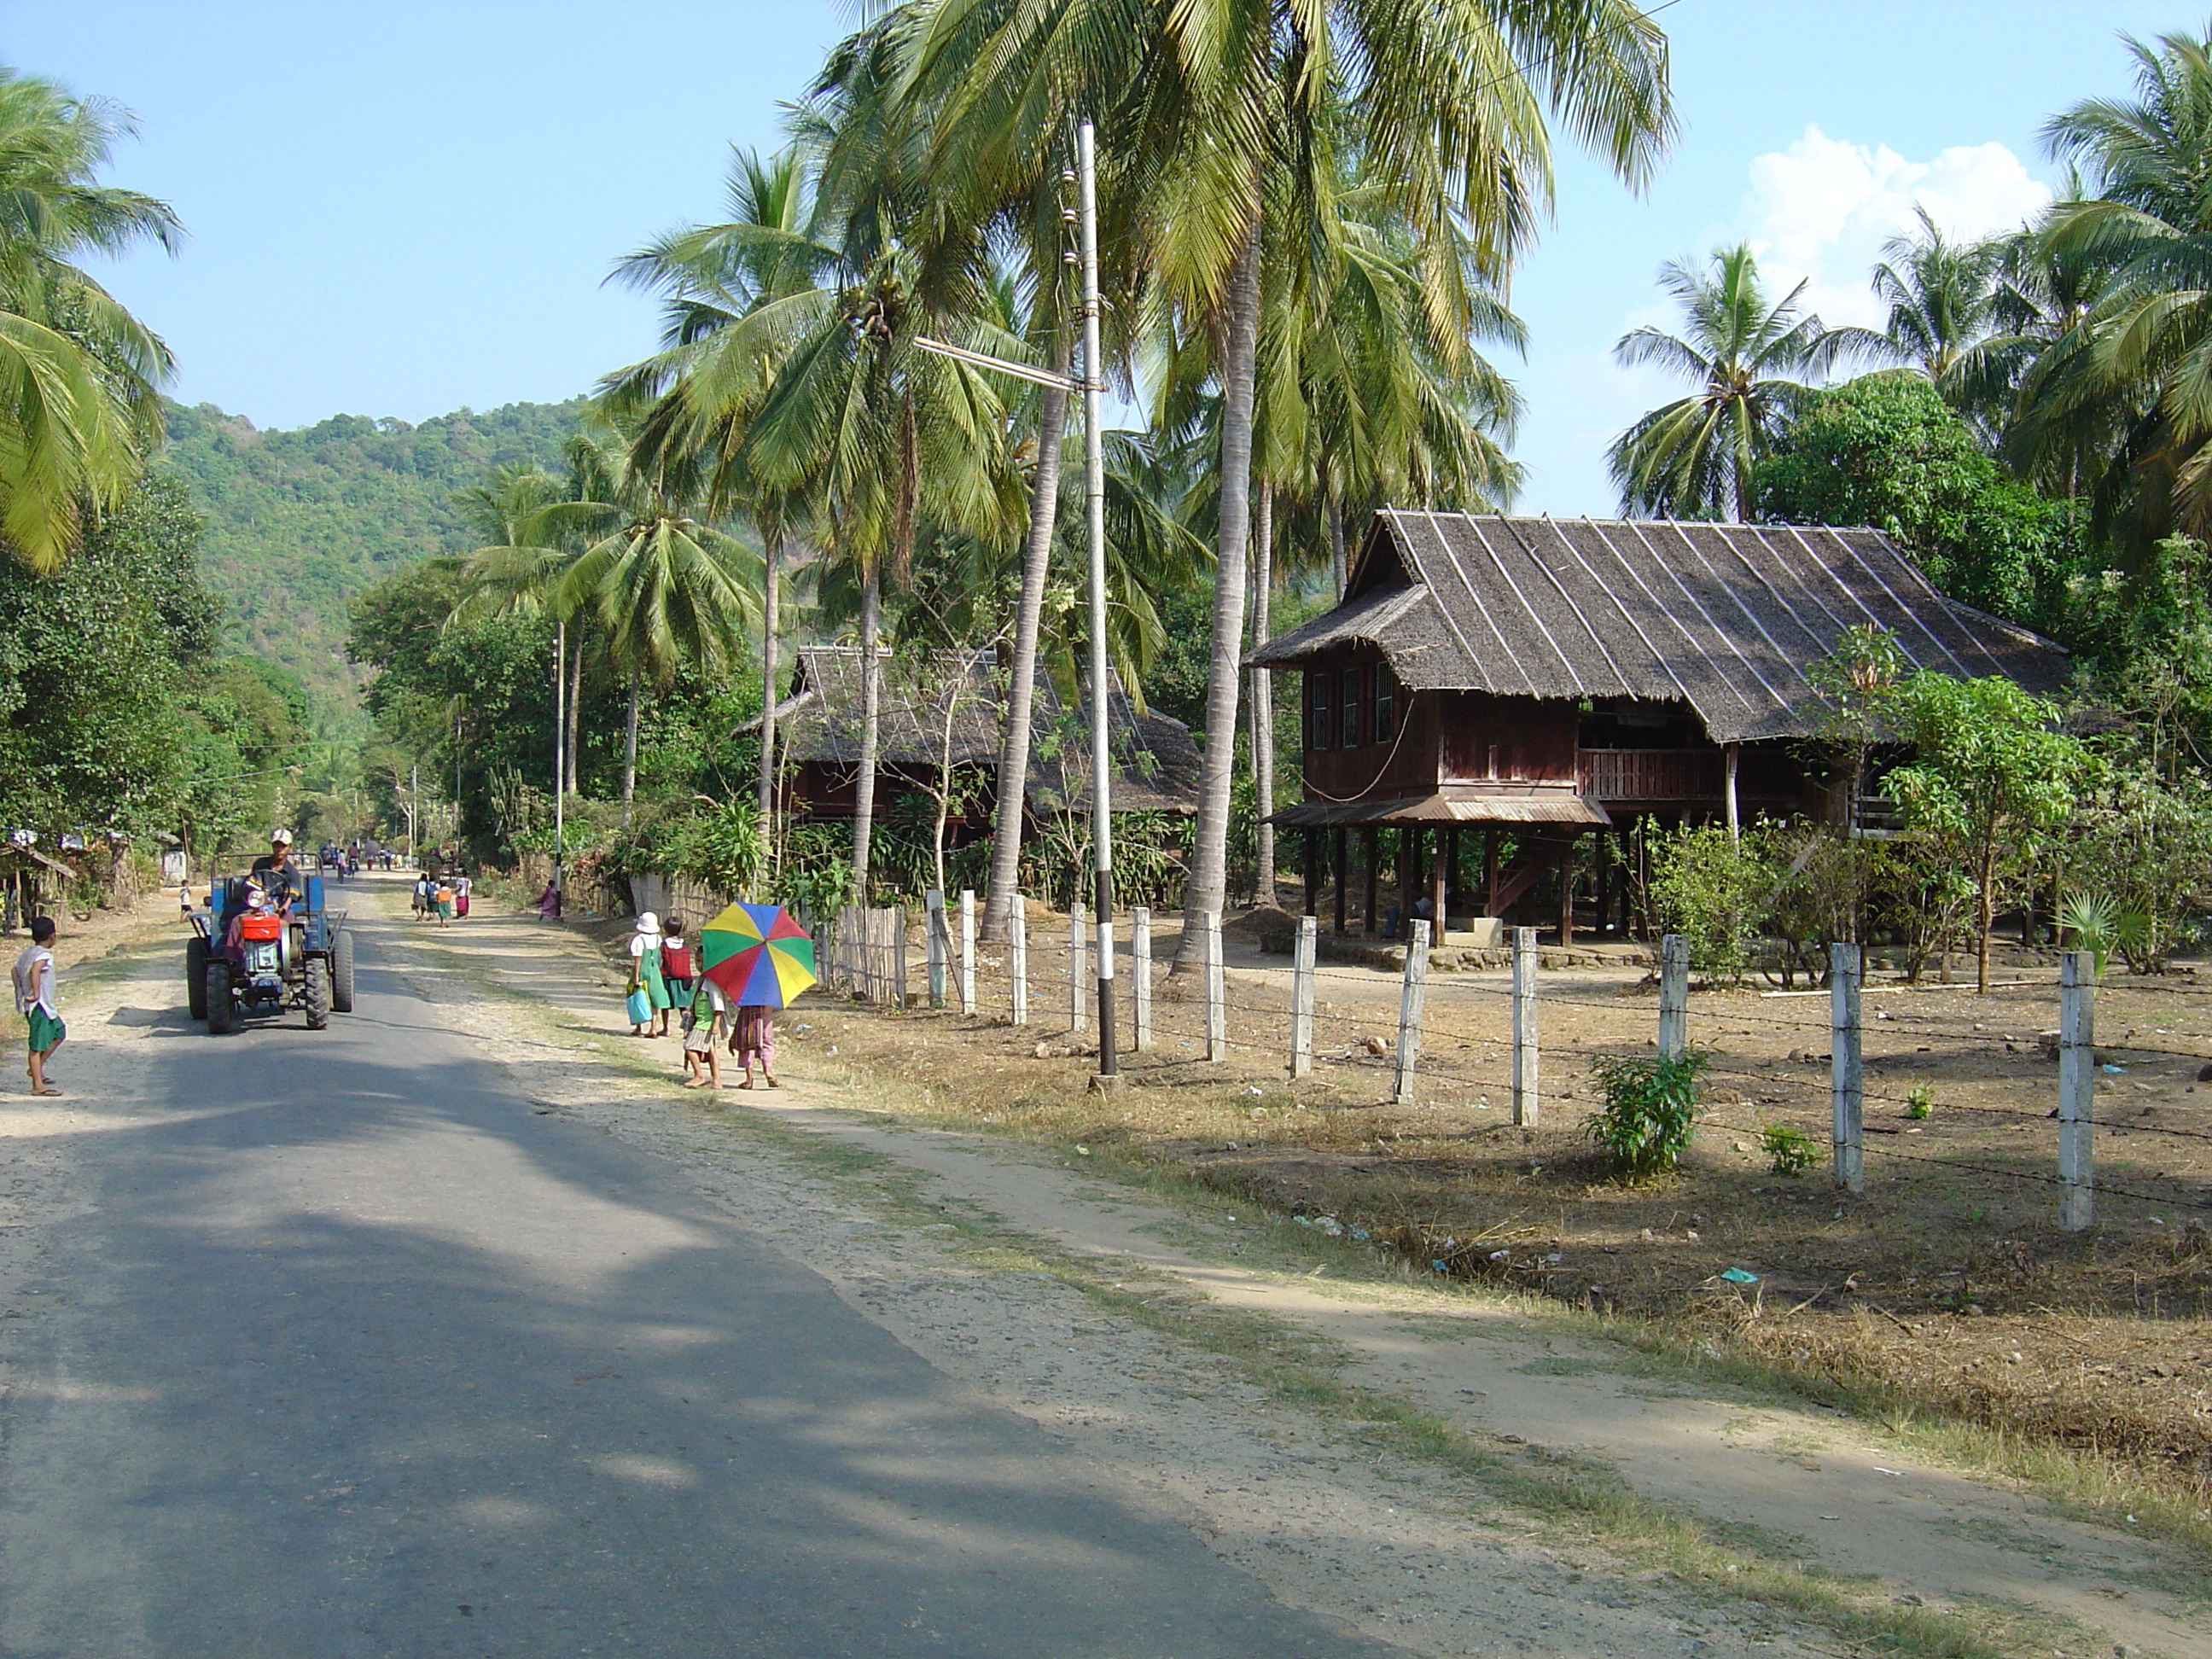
[417,885,2209,1659]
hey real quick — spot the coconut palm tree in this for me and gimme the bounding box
[1610,244,1845,522]
[551,427,761,830]
[910,0,1672,963]
[450,463,582,820]
[1840,207,2008,390]
[2005,27,2212,552]
[0,68,181,571]
[607,144,830,828]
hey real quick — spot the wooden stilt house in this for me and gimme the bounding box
[1247,510,2071,944]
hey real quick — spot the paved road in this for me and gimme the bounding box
[0,912,1396,1658]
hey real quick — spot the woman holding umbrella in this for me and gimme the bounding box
[728,1002,775,1089]
[696,901,815,1088]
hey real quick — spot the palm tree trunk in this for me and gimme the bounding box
[852,560,882,897]
[1176,225,1263,969]
[1249,481,1276,906]
[620,670,640,831]
[1328,488,1347,599]
[982,349,1071,941]
[759,531,781,823]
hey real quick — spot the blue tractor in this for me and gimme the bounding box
[185,871,356,1033]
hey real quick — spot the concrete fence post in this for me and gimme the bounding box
[925,888,947,1008]
[1130,905,1152,1052]
[1657,933,1688,1060]
[1830,940,1864,1194]
[1068,901,1087,1033]
[1512,925,1540,1126]
[2059,951,2095,1231]
[1289,915,1317,1077]
[1394,919,1430,1104]
[958,888,975,1016]
[1203,911,1226,1061]
[1009,902,1028,1027]
[894,906,911,1009]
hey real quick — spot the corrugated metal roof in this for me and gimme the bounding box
[1250,512,2071,743]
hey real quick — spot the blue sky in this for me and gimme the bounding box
[9,2,2199,515]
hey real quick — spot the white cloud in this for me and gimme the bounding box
[1738,125,2052,329]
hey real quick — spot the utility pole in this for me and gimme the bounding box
[911,117,1115,1080]
[1078,119,1115,1080]
[553,620,566,903]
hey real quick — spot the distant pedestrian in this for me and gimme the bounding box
[536,880,562,922]
[628,911,672,1037]
[728,1002,776,1089]
[12,916,63,1097]
[660,916,696,1010]
[434,879,456,927]
[681,975,725,1088]
[453,870,472,918]
[413,876,432,921]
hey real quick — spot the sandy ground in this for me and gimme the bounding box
[345,876,2212,1658]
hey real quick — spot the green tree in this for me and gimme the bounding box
[1610,244,1843,521]
[0,470,213,835]
[0,68,180,571]
[1837,207,2007,391]
[912,0,1674,963]
[1755,374,2084,629]
[1885,672,2086,993]
[550,426,760,830]
[2011,27,2212,555]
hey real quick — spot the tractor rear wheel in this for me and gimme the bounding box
[186,936,208,1021]
[205,963,234,1035]
[304,958,330,1030]
[330,928,355,1013]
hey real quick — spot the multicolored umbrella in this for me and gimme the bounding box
[699,901,818,1007]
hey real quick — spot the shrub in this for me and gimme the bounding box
[1905,1086,1934,1121]
[1646,824,1780,981]
[1760,1121,1817,1176]
[1585,1051,1707,1178]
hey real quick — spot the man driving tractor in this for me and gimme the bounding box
[249,828,303,915]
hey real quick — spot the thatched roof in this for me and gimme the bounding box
[1249,510,2071,743]
[763,645,1201,814]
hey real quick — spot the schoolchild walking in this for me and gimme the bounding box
[680,975,725,1088]
[628,911,672,1037]
[12,917,63,1097]
[660,916,696,1009]
[728,1002,777,1090]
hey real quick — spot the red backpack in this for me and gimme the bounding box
[661,940,697,979]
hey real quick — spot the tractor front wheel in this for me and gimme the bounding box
[305,958,331,1030]
[186,936,209,1021]
[205,963,234,1035]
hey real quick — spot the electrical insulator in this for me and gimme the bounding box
[1061,169,1076,185]
[1064,251,1080,265]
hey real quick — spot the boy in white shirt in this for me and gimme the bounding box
[12,916,62,1096]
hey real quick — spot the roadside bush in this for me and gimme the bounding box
[1585,1051,1707,1179]
[1645,824,1781,981]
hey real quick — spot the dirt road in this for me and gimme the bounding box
[2,875,2204,1656]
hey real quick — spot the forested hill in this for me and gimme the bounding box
[162,396,585,734]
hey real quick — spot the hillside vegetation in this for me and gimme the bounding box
[162,397,584,733]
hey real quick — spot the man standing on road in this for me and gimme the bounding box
[12,916,62,1097]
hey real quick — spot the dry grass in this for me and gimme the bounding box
[760,906,2212,1530]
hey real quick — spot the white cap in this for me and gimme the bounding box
[635,911,660,934]
[270,827,294,844]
